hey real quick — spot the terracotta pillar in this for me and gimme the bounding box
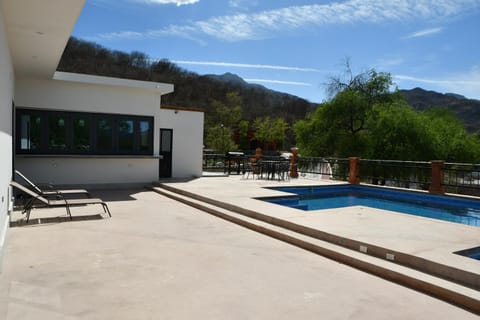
[348,157,360,184]
[429,160,445,194]
[289,147,299,178]
[255,147,263,161]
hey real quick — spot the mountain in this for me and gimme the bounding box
[57,38,478,135]
[160,72,317,126]
[400,88,480,132]
[57,37,317,127]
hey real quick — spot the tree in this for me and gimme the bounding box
[295,67,399,157]
[422,108,480,162]
[237,120,250,150]
[294,64,480,162]
[253,117,288,150]
[327,59,397,105]
[205,124,237,153]
[366,102,434,160]
[204,92,243,152]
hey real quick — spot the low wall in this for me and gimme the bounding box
[15,156,159,186]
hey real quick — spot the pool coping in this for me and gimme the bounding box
[156,182,480,291]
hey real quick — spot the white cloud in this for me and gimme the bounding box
[132,0,199,6]
[376,57,405,69]
[245,79,313,86]
[99,0,480,42]
[394,67,480,99]
[404,27,443,39]
[169,60,322,72]
[229,0,258,9]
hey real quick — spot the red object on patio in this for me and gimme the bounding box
[348,157,361,184]
[429,160,445,194]
[290,147,299,178]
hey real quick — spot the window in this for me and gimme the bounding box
[16,108,153,155]
[19,113,42,151]
[118,119,134,152]
[48,114,67,150]
[73,116,91,151]
[139,120,151,152]
[96,117,113,152]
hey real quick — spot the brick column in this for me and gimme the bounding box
[289,147,299,178]
[255,147,263,161]
[429,160,445,194]
[348,157,360,184]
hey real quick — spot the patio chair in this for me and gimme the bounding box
[14,170,90,198]
[10,181,111,223]
[244,159,262,179]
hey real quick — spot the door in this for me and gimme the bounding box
[159,129,173,178]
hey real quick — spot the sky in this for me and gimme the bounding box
[72,0,480,103]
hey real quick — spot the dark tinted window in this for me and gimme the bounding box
[73,116,91,151]
[19,113,42,151]
[16,109,153,155]
[48,115,67,150]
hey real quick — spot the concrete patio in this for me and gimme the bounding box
[0,183,478,319]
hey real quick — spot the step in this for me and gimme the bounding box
[151,185,479,315]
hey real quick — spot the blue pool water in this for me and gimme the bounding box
[262,185,480,227]
[455,247,480,260]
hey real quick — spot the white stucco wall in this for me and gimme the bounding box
[158,108,204,178]
[15,157,158,186]
[0,5,14,269]
[14,77,203,184]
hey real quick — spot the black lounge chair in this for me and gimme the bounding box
[10,181,111,223]
[15,170,90,198]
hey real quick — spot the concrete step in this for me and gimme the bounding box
[151,185,480,315]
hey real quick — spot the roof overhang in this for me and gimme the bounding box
[54,71,175,95]
[2,0,85,78]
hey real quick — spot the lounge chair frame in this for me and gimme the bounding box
[14,170,90,198]
[10,181,111,223]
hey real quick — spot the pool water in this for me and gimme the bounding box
[262,185,480,227]
[455,247,480,260]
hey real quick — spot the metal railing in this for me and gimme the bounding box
[202,153,227,172]
[297,157,349,181]
[359,159,431,190]
[203,151,480,196]
[444,162,480,196]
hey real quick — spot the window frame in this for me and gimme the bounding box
[16,108,154,156]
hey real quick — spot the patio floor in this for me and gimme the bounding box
[0,185,478,319]
[159,176,480,274]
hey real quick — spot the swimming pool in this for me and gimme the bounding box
[455,246,480,260]
[262,185,480,227]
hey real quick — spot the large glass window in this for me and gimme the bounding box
[139,120,151,152]
[96,117,113,152]
[118,119,134,152]
[16,109,153,155]
[73,116,91,151]
[19,114,42,151]
[48,115,67,150]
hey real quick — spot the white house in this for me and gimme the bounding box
[0,0,204,263]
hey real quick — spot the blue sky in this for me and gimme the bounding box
[72,0,480,103]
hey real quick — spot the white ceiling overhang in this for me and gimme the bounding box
[54,72,175,95]
[2,0,85,78]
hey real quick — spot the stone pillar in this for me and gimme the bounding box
[289,147,299,178]
[255,147,263,161]
[348,157,360,184]
[429,160,445,194]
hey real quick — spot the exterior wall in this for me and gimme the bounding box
[0,5,14,269]
[159,108,204,178]
[14,77,203,184]
[15,157,158,186]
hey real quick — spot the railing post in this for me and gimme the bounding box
[290,147,299,178]
[429,160,445,194]
[348,157,360,184]
[255,147,263,161]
